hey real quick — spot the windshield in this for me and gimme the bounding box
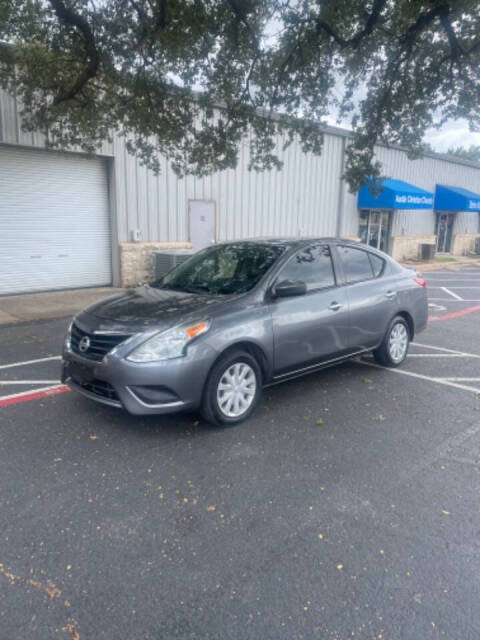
[152,243,285,295]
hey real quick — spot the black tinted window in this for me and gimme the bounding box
[339,246,374,283]
[278,245,335,291]
[368,253,385,277]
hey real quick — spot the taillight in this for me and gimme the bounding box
[414,277,426,289]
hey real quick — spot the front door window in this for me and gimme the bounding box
[435,213,455,253]
[359,210,390,253]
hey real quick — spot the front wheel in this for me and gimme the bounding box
[373,316,410,367]
[201,350,262,426]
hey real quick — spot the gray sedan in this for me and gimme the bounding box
[62,238,428,425]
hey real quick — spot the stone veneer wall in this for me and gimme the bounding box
[390,235,436,262]
[451,234,480,256]
[120,242,192,287]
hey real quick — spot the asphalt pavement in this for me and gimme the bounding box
[1,268,480,640]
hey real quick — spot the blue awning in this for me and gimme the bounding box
[358,179,434,210]
[434,184,480,212]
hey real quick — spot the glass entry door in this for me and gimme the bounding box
[435,213,455,253]
[359,210,391,253]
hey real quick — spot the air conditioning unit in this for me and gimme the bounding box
[475,236,480,254]
[154,249,193,280]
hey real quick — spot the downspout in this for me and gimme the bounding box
[336,136,346,238]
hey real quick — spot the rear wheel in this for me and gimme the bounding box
[373,316,410,367]
[201,350,262,426]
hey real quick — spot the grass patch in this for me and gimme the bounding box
[434,256,456,262]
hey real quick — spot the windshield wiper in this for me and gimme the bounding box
[182,284,212,294]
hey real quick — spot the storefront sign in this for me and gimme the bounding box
[395,194,434,206]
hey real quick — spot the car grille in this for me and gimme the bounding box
[71,323,131,362]
[75,377,120,402]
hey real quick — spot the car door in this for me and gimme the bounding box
[334,245,399,350]
[270,244,350,376]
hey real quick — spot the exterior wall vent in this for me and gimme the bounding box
[154,249,193,280]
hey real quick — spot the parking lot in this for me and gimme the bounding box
[1,267,480,640]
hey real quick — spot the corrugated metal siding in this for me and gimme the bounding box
[2,86,480,248]
[0,88,114,156]
[391,210,435,236]
[112,128,345,243]
[454,210,479,234]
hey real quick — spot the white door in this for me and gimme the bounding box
[0,146,112,294]
[188,200,216,251]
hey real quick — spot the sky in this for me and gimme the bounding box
[323,112,480,154]
[423,119,480,152]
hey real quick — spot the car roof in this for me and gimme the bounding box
[220,237,363,249]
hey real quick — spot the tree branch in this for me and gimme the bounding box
[316,0,388,49]
[48,0,100,105]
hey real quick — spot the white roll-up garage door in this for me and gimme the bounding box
[0,146,112,295]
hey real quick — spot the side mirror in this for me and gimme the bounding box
[273,279,307,298]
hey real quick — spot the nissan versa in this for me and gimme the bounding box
[62,239,428,426]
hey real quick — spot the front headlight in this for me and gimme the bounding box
[126,320,211,363]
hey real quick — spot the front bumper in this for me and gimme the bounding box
[61,340,218,415]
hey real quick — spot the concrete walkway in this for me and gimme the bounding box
[0,287,123,325]
[405,256,480,273]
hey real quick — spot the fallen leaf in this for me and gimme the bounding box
[193,421,199,427]
[318,533,324,540]
[374,414,387,421]
[362,378,373,384]
[336,563,343,570]
[66,565,72,571]
[442,509,450,515]
[315,418,324,425]
[89,435,98,440]
[206,505,216,512]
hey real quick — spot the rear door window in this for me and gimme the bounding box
[278,245,335,291]
[368,253,385,277]
[338,246,374,283]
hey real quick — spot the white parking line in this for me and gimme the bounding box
[429,286,480,289]
[407,354,473,358]
[441,287,464,300]
[360,360,480,395]
[0,380,60,385]
[443,378,480,382]
[0,356,61,370]
[411,342,480,357]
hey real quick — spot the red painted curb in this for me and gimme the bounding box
[429,304,480,323]
[0,384,70,408]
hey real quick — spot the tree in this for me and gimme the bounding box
[1,0,480,191]
[447,144,480,163]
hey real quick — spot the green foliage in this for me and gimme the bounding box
[1,0,480,191]
[447,144,480,163]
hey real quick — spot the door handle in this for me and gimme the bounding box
[385,290,396,299]
[329,302,343,311]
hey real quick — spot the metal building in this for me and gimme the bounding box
[0,88,479,295]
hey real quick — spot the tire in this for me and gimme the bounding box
[373,316,410,368]
[201,350,263,426]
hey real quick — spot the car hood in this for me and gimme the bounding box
[81,286,229,331]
